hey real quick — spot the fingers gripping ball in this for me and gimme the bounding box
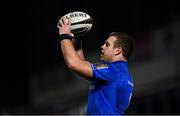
[57,11,93,37]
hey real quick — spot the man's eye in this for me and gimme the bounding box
[106,43,109,47]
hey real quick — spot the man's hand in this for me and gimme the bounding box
[57,17,71,35]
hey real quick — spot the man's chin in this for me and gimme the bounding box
[100,57,104,61]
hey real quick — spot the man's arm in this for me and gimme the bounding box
[58,17,93,79]
[61,40,93,79]
[72,39,85,60]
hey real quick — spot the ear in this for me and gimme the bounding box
[114,47,122,55]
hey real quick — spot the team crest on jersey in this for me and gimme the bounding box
[95,63,108,69]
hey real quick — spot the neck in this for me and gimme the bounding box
[111,55,127,62]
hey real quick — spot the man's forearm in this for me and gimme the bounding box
[61,39,82,68]
[72,39,85,60]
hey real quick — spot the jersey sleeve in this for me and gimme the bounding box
[91,62,114,81]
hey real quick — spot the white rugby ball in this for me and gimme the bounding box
[57,11,93,37]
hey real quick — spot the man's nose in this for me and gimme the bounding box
[101,45,104,50]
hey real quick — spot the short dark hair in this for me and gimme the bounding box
[109,32,134,60]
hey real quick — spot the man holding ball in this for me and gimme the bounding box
[58,17,134,115]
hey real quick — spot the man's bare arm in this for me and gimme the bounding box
[58,17,93,80]
[72,39,85,60]
[60,39,93,79]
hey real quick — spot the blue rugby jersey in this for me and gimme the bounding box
[87,61,134,115]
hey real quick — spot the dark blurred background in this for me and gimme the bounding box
[0,0,180,114]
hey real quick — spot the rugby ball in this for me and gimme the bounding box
[57,11,93,37]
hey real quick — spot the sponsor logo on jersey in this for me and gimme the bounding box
[95,63,108,69]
